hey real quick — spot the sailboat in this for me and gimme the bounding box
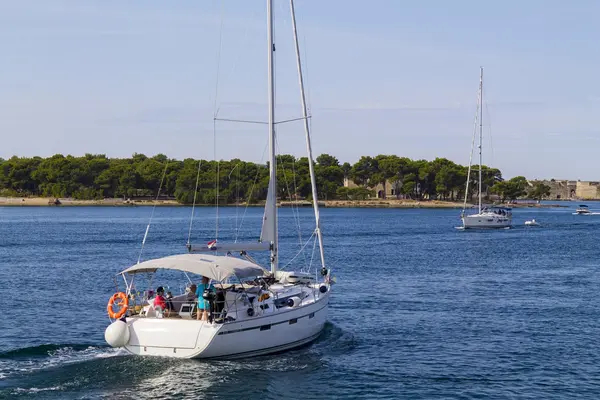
[103,0,331,359]
[461,67,512,229]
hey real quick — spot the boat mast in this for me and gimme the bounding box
[289,0,326,270]
[267,0,278,273]
[478,67,483,214]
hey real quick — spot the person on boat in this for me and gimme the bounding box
[165,291,175,313]
[186,284,198,302]
[196,277,215,321]
[154,286,167,315]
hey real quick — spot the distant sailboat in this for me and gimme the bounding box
[460,67,512,229]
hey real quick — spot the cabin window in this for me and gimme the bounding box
[260,325,271,331]
[309,312,315,319]
[289,318,298,325]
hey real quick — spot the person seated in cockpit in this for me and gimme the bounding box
[154,286,167,313]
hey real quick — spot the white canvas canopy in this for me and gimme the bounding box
[120,254,268,281]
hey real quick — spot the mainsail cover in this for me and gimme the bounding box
[260,177,275,243]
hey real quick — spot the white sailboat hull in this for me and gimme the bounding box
[104,2,334,361]
[122,292,329,359]
[462,213,512,229]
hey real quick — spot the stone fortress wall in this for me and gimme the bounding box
[533,180,600,200]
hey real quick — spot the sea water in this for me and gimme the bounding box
[1,204,600,399]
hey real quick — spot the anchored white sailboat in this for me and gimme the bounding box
[103,0,332,359]
[461,67,512,229]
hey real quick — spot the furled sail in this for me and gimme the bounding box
[260,177,275,243]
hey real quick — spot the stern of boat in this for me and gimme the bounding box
[119,318,222,358]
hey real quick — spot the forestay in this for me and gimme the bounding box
[120,254,268,281]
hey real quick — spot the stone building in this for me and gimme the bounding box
[343,178,396,199]
[538,179,600,200]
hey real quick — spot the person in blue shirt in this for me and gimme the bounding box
[195,276,215,321]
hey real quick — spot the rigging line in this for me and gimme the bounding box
[236,143,268,241]
[291,155,309,269]
[462,87,481,215]
[226,4,257,90]
[274,138,305,262]
[227,162,241,240]
[484,100,495,168]
[212,0,225,117]
[186,159,202,247]
[214,118,268,125]
[236,165,241,240]
[276,116,311,124]
[210,0,224,243]
[300,10,313,114]
[301,229,316,274]
[214,118,220,242]
[228,162,241,241]
[274,2,277,96]
[307,230,317,274]
[214,116,310,125]
[137,158,170,264]
[281,229,316,270]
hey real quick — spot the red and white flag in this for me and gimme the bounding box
[207,240,217,249]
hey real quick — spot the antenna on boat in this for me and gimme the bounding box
[289,0,326,271]
[266,0,278,274]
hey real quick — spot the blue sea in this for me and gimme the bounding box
[1,203,600,399]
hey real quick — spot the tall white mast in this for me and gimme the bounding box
[267,0,278,273]
[478,66,483,214]
[289,0,326,270]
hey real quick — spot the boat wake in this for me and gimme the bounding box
[0,343,122,381]
[0,343,129,398]
[0,325,354,399]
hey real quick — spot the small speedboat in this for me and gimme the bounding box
[574,205,591,215]
[524,219,540,226]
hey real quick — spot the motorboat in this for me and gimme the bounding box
[574,205,591,215]
[524,219,540,226]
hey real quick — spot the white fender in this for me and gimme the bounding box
[105,319,130,348]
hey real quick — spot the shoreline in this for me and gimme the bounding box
[0,197,568,209]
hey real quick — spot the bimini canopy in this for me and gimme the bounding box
[120,254,268,282]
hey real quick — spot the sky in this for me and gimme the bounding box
[1,0,599,180]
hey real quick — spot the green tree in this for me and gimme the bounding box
[491,176,528,201]
[529,181,551,200]
[350,156,377,187]
[0,152,514,206]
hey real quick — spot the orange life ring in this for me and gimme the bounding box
[258,293,270,302]
[107,292,129,319]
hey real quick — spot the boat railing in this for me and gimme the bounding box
[123,282,315,322]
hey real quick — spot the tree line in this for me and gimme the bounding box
[0,153,550,203]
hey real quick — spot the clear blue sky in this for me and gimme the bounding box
[1,0,599,180]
